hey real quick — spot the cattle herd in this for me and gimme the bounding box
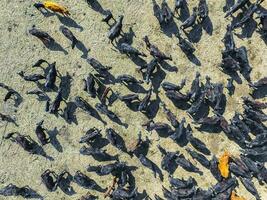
[0,0,267,199]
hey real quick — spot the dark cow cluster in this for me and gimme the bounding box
[0,0,266,200]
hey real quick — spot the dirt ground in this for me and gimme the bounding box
[0,0,266,199]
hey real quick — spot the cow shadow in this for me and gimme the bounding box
[47,127,63,153]
[56,14,83,31]
[202,16,213,35]
[185,24,203,43]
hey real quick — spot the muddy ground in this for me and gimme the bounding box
[0,0,266,199]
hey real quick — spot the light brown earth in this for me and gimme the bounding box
[0,0,266,199]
